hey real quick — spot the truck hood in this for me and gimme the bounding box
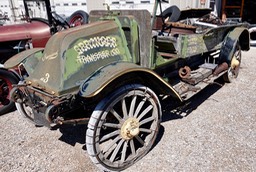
[26,20,132,96]
[0,21,50,42]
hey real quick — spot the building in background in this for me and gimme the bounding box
[221,0,256,23]
[1,0,212,21]
[101,0,211,14]
[1,0,255,24]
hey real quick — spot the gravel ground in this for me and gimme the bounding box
[0,47,256,172]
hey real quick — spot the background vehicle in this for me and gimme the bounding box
[0,9,9,25]
[0,0,88,115]
[10,0,250,171]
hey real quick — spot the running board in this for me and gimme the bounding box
[173,63,226,100]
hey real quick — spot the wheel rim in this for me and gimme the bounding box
[0,76,13,107]
[70,15,83,26]
[89,86,160,170]
[16,102,34,122]
[227,43,241,80]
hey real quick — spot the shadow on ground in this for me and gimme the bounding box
[57,124,87,146]
[152,78,224,149]
[161,78,224,122]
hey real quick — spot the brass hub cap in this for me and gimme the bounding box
[121,118,140,140]
[231,57,240,69]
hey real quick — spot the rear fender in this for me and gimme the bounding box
[79,62,182,102]
[219,27,250,64]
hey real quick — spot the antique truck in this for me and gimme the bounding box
[9,0,250,171]
[0,0,88,115]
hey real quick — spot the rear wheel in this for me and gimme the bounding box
[86,84,161,171]
[67,10,89,26]
[0,70,19,115]
[223,42,241,82]
[249,26,256,46]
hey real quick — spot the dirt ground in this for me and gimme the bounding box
[0,47,255,172]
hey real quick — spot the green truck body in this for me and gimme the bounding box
[8,2,250,171]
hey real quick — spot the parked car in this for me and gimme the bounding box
[9,0,250,171]
[0,0,88,115]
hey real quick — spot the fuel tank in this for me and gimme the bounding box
[0,20,51,47]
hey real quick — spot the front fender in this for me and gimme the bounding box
[79,62,182,102]
[219,27,250,64]
[4,48,44,69]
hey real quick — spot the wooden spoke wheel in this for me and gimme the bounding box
[16,101,43,127]
[86,84,161,171]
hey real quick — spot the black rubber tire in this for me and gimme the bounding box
[86,84,161,171]
[0,69,19,115]
[249,26,256,46]
[162,5,181,22]
[67,10,89,26]
[30,18,50,26]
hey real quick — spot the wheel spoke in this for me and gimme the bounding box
[122,98,128,119]
[134,98,146,118]
[110,139,125,162]
[121,140,128,163]
[129,139,136,156]
[137,104,153,121]
[110,109,123,122]
[139,128,152,133]
[135,135,145,145]
[103,136,121,158]
[100,130,120,143]
[103,122,121,129]
[235,46,241,57]
[0,83,4,88]
[139,116,154,126]
[128,95,137,117]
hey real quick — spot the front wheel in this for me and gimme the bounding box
[86,84,161,171]
[16,102,34,122]
[16,102,43,127]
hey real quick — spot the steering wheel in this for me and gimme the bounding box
[52,12,70,31]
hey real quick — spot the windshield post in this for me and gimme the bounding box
[44,0,53,27]
[151,0,159,30]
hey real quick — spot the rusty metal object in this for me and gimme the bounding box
[198,13,224,25]
[213,62,228,76]
[179,66,191,79]
[181,67,212,85]
[176,83,201,95]
[54,117,90,125]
